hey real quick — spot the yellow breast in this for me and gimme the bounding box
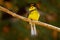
[28,6,40,20]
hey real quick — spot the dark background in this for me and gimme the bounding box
[0,0,60,40]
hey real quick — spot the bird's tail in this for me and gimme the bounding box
[34,24,37,35]
[30,22,37,36]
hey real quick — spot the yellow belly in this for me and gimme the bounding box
[28,11,40,21]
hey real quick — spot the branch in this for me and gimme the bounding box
[0,6,60,32]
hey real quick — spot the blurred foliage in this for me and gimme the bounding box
[0,0,60,40]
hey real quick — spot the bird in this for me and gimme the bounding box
[28,3,40,36]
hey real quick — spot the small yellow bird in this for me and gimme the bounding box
[28,5,40,21]
[28,4,40,36]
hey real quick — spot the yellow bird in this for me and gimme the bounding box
[28,5,40,21]
[28,4,40,36]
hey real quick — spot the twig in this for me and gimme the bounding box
[0,6,60,32]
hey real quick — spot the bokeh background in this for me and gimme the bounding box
[0,0,60,40]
